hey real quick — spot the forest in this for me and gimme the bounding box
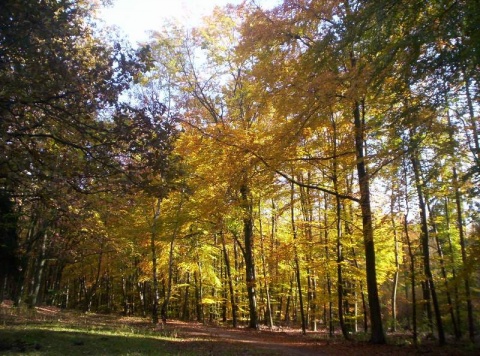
[0,0,479,350]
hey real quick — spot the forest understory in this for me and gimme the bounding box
[0,302,478,355]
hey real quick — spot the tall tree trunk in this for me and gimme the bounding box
[240,183,258,329]
[444,198,461,339]
[15,213,39,307]
[158,196,183,321]
[323,192,334,337]
[334,186,349,339]
[427,199,460,339]
[160,193,185,323]
[403,213,417,346]
[308,271,317,331]
[28,230,48,308]
[410,151,445,345]
[221,231,238,327]
[453,165,475,342]
[258,202,273,329]
[465,76,480,163]
[84,237,104,313]
[353,99,385,344]
[330,117,350,339]
[285,277,293,323]
[134,257,147,317]
[122,276,129,316]
[336,197,349,339]
[298,174,317,332]
[447,111,475,341]
[160,237,174,324]
[290,181,307,335]
[150,198,162,324]
[194,265,203,323]
[390,192,400,332]
[182,272,190,321]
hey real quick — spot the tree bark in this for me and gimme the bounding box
[194,265,204,323]
[221,231,238,327]
[353,100,385,344]
[298,174,317,332]
[427,199,460,339]
[258,202,273,329]
[390,192,399,332]
[150,198,162,324]
[403,213,417,346]
[323,192,334,337]
[182,272,190,321]
[290,181,307,335]
[28,230,48,308]
[447,110,475,341]
[410,150,445,345]
[160,193,185,323]
[444,198,461,339]
[240,183,258,329]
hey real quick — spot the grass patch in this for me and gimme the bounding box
[0,324,185,355]
[0,320,262,355]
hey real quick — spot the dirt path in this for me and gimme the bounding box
[164,320,470,356]
[166,320,480,355]
[168,320,326,355]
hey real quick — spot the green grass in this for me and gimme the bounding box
[0,324,186,355]
[0,321,266,355]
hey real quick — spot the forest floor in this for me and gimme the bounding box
[0,302,478,355]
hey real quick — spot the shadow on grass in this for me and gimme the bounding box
[0,326,260,356]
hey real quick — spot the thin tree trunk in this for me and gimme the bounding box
[134,257,147,317]
[427,199,460,339]
[290,181,307,335]
[465,76,480,162]
[453,166,475,342]
[353,99,385,344]
[221,230,238,327]
[28,230,48,308]
[323,192,334,337]
[240,183,258,329]
[335,188,349,339]
[14,214,39,307]
[390,192,400,332]
[84,238,104,313]
[299,174,317,332]
[403,213,417,346]
[330,117,350,339]
[194,266,203,323]
[258,202,273,329]
[447,113,475,342]
[182,272,190,321]
[444,198,461,339]
[410,151,445,345]
[309,272,317,331]
[160,235,174,324]
[122,276,129,315]
[150,198,162,324]
[285,277,293,324]
[160,193,185,323]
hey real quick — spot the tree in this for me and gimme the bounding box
[147,6,279,328]
[239,0,386,343]
[0,0,159,307]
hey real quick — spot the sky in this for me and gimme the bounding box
[98,0,278,44]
